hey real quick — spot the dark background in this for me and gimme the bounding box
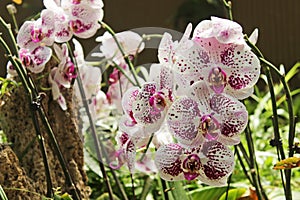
[1,0,299,86]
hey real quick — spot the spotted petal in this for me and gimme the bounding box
[193,16,244,44]
[28,46,52,73]
[148,64,173,93]
[68,3,102,38]
[167,97,203,147]
[210,94,248,145]
[193,37,260,99]
[155,143,185,181]
[198,141,234,186]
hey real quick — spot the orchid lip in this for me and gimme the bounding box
[208,67,227,94]
[199,114,220,140]
[182,154,201,181]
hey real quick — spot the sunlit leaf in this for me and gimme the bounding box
[219,188,247,200]
[0,185,8,200]
[189,186,232,200]
[273,157,300,170]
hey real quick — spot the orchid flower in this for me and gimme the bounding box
[17,9,55,50]
[158,24,197,95]
[44,0,104,42]
[6,61,18,78]
[119,64,173,137]
[47,43,75,110]
[53,43,77,88]
[110,130,149,173]
[155,141,234,185]
[94,31,145,65]
[73,39,101,100]
[18,46,52,74]
[48,67,67,110]
[167,81,248,147]
[190,17,260,99]
[193,16,244,44]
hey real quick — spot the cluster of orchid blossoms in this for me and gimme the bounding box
[108,17,261,186]
[5,0,261,187]
[6,0,104,110]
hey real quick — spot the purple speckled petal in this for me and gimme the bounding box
[110,132,136,173]
[69,4,102,38]
[189,81,211,113]
[173,44,210,84]
[17,21,38,50]
[167,97,203,147]
[194,37,260,99]
[210,94,248,145]
[158,33,174,66]
[225,45,260,99]
[155,143,185,181]
[40,9,55,46]
[149,64,173,92]
[28,46,52,73]
[198,141,234,186]
[121,87,139,117]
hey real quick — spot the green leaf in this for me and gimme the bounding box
[168,181,191,200]
[189,186,232,200]
[0,185,8,200]
[218,188,247,200]
[285,62,300,82]
[96,193,120,200]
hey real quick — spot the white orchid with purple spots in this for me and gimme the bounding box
[17,9,56,50]
[155,141,234,185]
[119,64,173,136]
[167,81,248,147]
[94,30,145,65]
[18,46,52,74]
[43,0,104,42]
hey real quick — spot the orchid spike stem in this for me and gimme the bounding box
[139,133,154,162]
[222,0,233,20]
[66,42,114,200]
[0,19,81,198]
[246,36,295,200]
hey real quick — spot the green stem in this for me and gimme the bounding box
[38,106,82,200]
[259,58,296,157]
[0,17,18,55]
[31,109,53,197]
[223,0,233,20]
[160,179,170,200]
[130,173,136,200]
[67,42,114,200]
[139,133,154,162]
[235,145,253,185]
[237,143,251,166]
[246,37,295,200]
[263,67,285,159]
[101,22,141,87]
[112,61,136,86]
[140,176,152,200]
[3,54,54,198]
[244,125,264,200]
[1,17,81,200]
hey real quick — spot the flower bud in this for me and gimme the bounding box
[6,4,17,15]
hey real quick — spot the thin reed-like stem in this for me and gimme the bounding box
[246,37,295,200]
[66,42,114,200]
[0,21,81,198]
